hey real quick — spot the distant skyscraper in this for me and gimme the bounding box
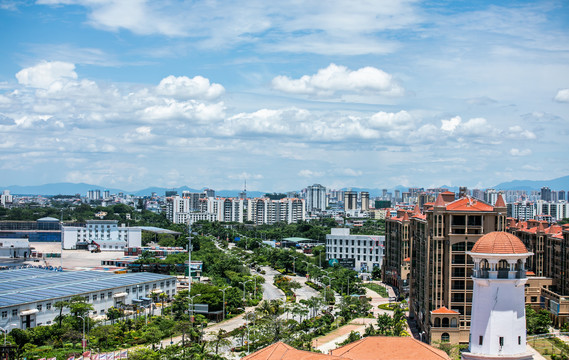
[382,189,388,199]
[559,190,566,201]
[541,186,552,201]
[344,190,358,212]
[203,188,215,198]
[360,191,370,211]
[306,184,327,213]
[394,190,401,202]
[103,190,110,199]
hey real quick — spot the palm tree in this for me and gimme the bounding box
[210,329,232,355]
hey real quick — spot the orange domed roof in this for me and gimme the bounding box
[471,231,528,254]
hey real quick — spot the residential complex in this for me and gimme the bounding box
[383,192,508,344]
[306,184,327,213]
[325,228,384,273]
[246,197,305,225]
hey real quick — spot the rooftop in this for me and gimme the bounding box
[470,231,528,255]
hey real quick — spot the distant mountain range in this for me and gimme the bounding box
[2,175,568,196]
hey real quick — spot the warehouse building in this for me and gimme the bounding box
[0,268,176,330]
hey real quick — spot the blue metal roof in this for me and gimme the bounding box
[0,269,175,308]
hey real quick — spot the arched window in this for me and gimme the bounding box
[479,259,490,278]
[498,259,509,279]
[441,333,450,342]
[450,318,458,327]
[442,318,449,327]
[434,318,440,327]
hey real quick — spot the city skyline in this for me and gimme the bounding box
[1,1,568,192]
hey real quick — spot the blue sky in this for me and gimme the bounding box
[0,0,568,192]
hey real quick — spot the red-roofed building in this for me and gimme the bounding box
[243,337,451,360]
[384,193,508,345]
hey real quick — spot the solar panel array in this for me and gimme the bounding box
[0,269,175,308]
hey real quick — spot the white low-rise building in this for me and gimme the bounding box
[326,228,385,273]
[62,220,141,250]
[0,268,176,330]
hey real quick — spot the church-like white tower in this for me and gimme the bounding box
[462,231,534,360]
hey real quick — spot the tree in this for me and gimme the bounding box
[210,329,231,355]
[392,306,407,336]
[526,306,552,335]
[376,313,393,335]
[54,300,69,328]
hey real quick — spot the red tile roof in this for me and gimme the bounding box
[242,342,342,360]
[471,231,528,254]
[434,194,446,207]
[445,197,494,212]
[431,306,459,315]
[330,336,450,360]
[495,194,506,208]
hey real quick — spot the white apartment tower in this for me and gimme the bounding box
[247,198,305,225]
[462,232,533,360]
[306,184,327,213]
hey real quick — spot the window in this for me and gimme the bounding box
[499,337,504,347]
[108,292,113,298]
[93,295,97,301]
[479,336,483,345]
[101,293,105,300]
[161,282,165,288]
[166,281,170,287]
[37,304,42,311]
[12,309,17,317]
[1,311,7,319]
[126,288,130,294]
[441,333,450,343]
[46,303,51,310]
[145,285,150,291]
[85,296,90,302]
[518,336,521,345]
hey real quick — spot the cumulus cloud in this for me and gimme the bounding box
[228,172,263,180]
[298,169,324,178]
[508,126,536,139]
[554,89,569,103]
[440,116,493,137]
[15,61,77,89]
[156,75,225,100]
[271,64,403,97]
[509,148,532,156]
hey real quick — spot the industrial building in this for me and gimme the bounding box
[62,220,142,250]
[0,217,62,242]
[0,268,176,330]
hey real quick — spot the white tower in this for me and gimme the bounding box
[462,232,534,360]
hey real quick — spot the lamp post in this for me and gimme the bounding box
[291,256,298,275]
[241,280,252,303]
[78,315,86,352]
[0,324,16,346]
[220,287,229,320]
[189,294,201,321]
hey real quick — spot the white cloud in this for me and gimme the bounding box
[554,89,569,103]
[228,172,263,180]
[156,75,225,100]
[441,116,461,133]
[509,148,532,156]
[272,64,403,97]
[15,61,77,89]
[298,169,324,178]
[508,126,536,139]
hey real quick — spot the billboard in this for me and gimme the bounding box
[338,258,355,269]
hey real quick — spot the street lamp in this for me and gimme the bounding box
[78,315,86,352]
[189,293,201,320]
[219,287,229,320]
[0,324,17,345]
[291,256,298,274]
[241,280,252,303]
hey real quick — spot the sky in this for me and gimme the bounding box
[0,0,568,192]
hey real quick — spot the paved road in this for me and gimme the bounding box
[259,266,286,301]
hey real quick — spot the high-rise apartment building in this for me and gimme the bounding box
[166,195,243,224]
[507,201,536,221]
[360,191,370,211]
[344,191,358,212]
[306,184,327,213]
[247,198,305,225]
[1,190,13,207]
[384,192,508,345]
[541,186,552,201]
